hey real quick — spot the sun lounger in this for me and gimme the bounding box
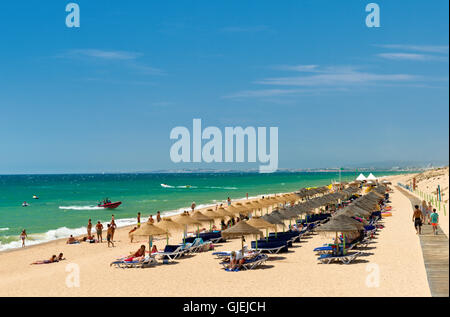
[251,240,288,254]
[314,243,356,255]
[154,245,184,261]
[110,255,157,268]
[223,254,269,271]
[317,251,362,264]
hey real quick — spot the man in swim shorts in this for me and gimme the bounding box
[430,208,439,235]
[137,212,141,228]
[96,221,103,243]
[412,205,424,235]
[106,224,114,247]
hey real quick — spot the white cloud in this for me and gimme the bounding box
[272,65,320,72]
[375,44,449,54]
[377,53,448,62]
[255,68,419,87]
[66,49,142,60]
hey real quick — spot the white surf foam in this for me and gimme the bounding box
[59,206,103,211]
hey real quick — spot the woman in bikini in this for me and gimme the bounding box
[20,229,27,247]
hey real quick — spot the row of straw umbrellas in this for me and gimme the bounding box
[314,184,388,252]
[130,184,368,255]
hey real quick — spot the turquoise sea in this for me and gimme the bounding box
[0,171,408,250]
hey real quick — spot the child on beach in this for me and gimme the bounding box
[87,219,92,237]
[96,221,103,243]
[156,211,161,222]
[106,224,115,247]
[129,227,137,242]
[20,229,27,247]
[430,209,439,235]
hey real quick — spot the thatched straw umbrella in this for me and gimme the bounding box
[232,203,251,216]
[216,207,235,218]
[262,214,284,237]
[242,201,257,216]
[203,208,222,219]
[131,223,168,251]
[154,218,183,244]
[246,217,277,246]
[172,213,201,244]
[331,214,365,230]
[316,216,361,254]
[221,221,263,256]
[191,211,214,231]
[262,214,284,226]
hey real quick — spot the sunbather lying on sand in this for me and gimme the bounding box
[31,255,58,265]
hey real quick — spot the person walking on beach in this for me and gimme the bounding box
[110,216,117,241]
[148,215,154,224]
[156,211,161,222]
[95,221,103,243]
[191,202,196,213]
[430,208,439,235]
[87,219,92,237]
[421,200,428,223]
[106,224,114,247]
[413,205,424,235]
[129,227,137,242]
[426,202,433,224]
[137,212,141,228]
[20,229,27,247]
[227,197,231,206]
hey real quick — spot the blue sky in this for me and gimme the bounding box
[0,0,448,173]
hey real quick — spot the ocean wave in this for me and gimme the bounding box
[0,217,138,252]
[0,228,9,231]
[59,206,103,211]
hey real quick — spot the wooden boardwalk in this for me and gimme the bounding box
[396,186,449,297]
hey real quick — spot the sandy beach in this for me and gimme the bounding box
[0,172,437,297]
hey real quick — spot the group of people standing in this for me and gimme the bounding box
[413,201,440,235]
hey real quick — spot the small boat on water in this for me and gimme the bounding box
[98,200,122,209]
[33,195,39,199]
[22,202,29,207]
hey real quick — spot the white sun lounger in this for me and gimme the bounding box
[317,251,362,264]
[155,246,184,261]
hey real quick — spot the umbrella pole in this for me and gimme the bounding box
[266,228,268,242]
[197,225,199,238]
[343,233,346,255]
[241,236,244,256]
[149,236,153,252]
[166,233,169,245]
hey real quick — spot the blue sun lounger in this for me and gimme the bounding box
[317,251,362,264]
[251,240,288,254]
